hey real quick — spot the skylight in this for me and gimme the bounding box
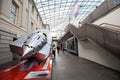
[34,0,104,32]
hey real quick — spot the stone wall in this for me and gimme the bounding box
[0,28,16,65]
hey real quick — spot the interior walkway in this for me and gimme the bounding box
[52,51,120,80]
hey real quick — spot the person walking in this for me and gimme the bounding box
[57,45,60,54]
[62,46,65,53]
[52,45,56,58]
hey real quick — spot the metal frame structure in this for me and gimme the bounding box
[34,0,104,32]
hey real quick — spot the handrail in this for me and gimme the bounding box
[94,23,120,34]
[100,23,120,27]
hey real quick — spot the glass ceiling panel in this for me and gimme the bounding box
[34,0,104,32]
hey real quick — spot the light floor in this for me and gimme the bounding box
[52,51,120,80]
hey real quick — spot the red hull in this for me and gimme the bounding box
[0,56,52,80]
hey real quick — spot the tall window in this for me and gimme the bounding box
[31,22,34,30]
[37,14,38,21]
[11,1,17,24]
[32,5,34,14]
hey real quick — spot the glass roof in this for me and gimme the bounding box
[34,0,104,32]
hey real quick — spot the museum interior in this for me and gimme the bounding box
[0,0,120,80]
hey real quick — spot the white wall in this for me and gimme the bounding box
[87,5,120,71]
[78,39,120,71]
[93,7,120,26]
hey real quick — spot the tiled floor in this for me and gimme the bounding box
[52,51,120,80]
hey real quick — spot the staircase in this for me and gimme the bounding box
[60,23,120,58]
